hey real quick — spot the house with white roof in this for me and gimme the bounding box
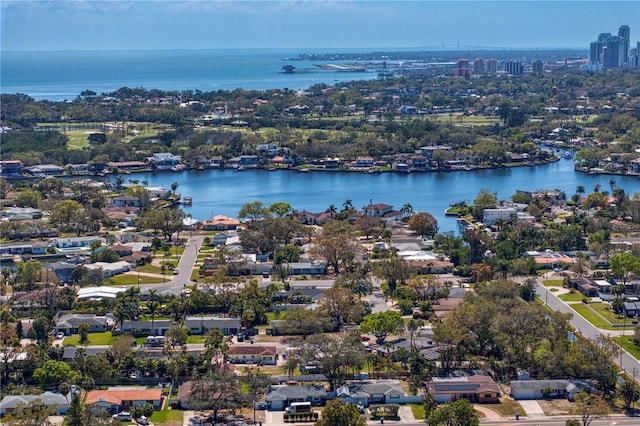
[77,286,126,300]
[0,392,69,415]
[84,261,133,277]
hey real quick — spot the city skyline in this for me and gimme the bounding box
[2,1,639,52]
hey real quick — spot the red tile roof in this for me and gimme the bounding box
[85,389,162,405]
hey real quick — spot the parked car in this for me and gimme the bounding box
[56,332,65,340]
[136,416,150,425]
[112,412,132,421]
[361,335,370,341]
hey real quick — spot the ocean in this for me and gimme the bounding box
[0,49,378,101]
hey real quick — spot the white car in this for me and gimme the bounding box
[112,412,132,421]
[56,332,65,340]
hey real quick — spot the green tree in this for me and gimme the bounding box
[3,399,55,426]
[65,392,85,426]
[165,325,188,347]
[78,323,90,344]
[574,392,609,426]
[473,188,498,221]
[315,399,366,426]
[408,211,438,238]
[268,201,292,218]
[280,307,332,338]
[15,260,43,291]
[187,370,242,422]
[33,360,73,386]
[51,199,83,231]
[359,310,405,344]
[427,399,479,426]
[14,188,42,208]
[238,201,271,222]
[619,378,639,410]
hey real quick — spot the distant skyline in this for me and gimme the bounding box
[1,1,639,52]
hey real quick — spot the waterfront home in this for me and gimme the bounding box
[483,208,518,226]
[426,373,500,403]
[201,215,242,231]
[55,314,110,336]
[226,155,259,168]
[25,164,64,176]
[266,385,327,410]
[227,345,277,365]
[419,145,452,158]
[352,157,374,168]
[53,236,102,250]
[0,241,46,256]
[149,152,182,170]
[0,392,69,415]
[0,160,24,178]
[65,163,89,174]
[85,388,163,413]
[184,316,241,335]
[522,250,575,269]
[110,195,141,208]
[107,161,148,172]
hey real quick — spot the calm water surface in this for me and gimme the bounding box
[124,160,640,233]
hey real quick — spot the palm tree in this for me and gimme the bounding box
[148,289,159,336]
[342,199,354,212]
[401,203,415,219]
[576,185,585,196]
[609,179,616,193]
[593,183,601,193]
[114,175,125,189]
[326,204,337,220]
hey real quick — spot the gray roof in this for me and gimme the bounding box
[56,314,107,328]
[265,385,327,402]
[0,392,68,410]
[510,379,570,390]
[63,346,109,360]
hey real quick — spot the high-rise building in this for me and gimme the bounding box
[532,60,543,74]
[589,25,632,68]
[486,58,498,73]
[504,60,523,75]
[473,58,485,74]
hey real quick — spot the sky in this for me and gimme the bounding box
[1,1,639,52]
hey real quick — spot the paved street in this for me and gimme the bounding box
[535,277,640,381]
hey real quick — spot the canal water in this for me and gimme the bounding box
[122,160,639,233]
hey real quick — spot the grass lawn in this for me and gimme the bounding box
[186,335,205,344]
[589,302,626,325]
[110,274,164,285]
[543,279,564,287]
[64,331,114,346]
[491,398,525,416]
[408,403,425,419]
[150,410,183,425]
[613,336,640,360]
[559,292,590,302]
[137,264,163,274]
[570,303,613,329]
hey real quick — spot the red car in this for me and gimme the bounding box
[361,335,371,341]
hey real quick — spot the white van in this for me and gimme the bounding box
[286,402,312,413]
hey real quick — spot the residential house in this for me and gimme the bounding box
[265,385,327,411]
[0,392,69,415]
[419,145,452,159]
[76,286,127,301]
[426,373,501,403]
[3,207,43,220]
[483,208,517,226]
[55,314,109,336]
[352,157,374,168]
[84,261,133,277]
[26,164,64,176]
[121,319,173,337]
[201,215,242,231]
[111,196,141,208]
[622,302,640,318]
[184,316,241,335]
[149,152,182,170]
[226,345,277,365]
[0,242,46,256]
[47,262,77,283]
[282,261,327,276]
[53,236,102,250]
[570,277,600,297]
[0,160,24,179]
[85,389,163,413]
[226,155,259,168]
[510,379,589,401]
[336,380,418,407]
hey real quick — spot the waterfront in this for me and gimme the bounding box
[121,160,640,233]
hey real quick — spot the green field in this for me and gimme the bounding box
[64,331,114,346]
[588,302,627,325]
[408,403,425,420]
[570,304,613,329]
[543,279,564,287]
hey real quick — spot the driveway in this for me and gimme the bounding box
[517,400,545,419]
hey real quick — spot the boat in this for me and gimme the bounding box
[197,165,204,170]
[182,197,192,205]
[563,151,573,159]
[236,166,246,172]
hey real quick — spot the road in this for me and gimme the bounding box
[535,279,640,381]
[391,418,636,426]
[137,235,205,292]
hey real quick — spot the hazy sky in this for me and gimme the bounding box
[2,1,639,51]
